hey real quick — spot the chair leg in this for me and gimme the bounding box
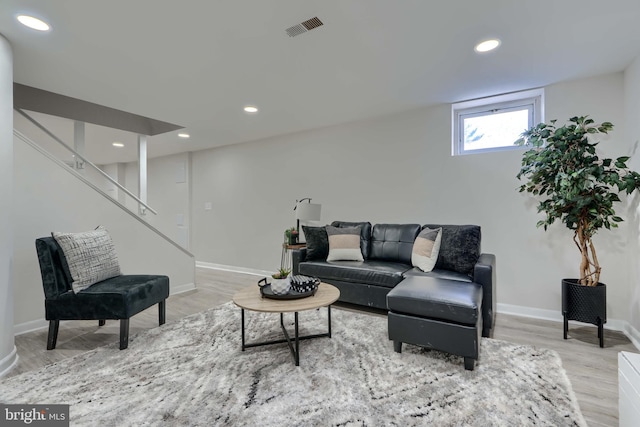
[119,319,130,350]
[393,340,402,353]
[99,319,106,327]
[159,300,166,326]
[47,320,59,350]
[464,357,475,371]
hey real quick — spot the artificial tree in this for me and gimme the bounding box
[516,116,640,287]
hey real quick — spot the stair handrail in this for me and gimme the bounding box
[15,108,158,215]
[13,128,194,258]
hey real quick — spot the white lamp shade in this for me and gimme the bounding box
[296,203,321,221]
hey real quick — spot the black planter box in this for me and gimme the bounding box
[562,278,606,347]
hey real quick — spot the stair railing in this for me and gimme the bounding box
[15,108,157,215]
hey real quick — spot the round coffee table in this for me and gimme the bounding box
[232,282,340,366]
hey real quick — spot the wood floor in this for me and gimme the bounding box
[6,267,637,427]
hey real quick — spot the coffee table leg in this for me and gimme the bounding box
[279,312,301,366]
[294,312,299,366]
[244,306,333,366]
[241,308,246,351]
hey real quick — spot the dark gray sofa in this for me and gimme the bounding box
[292,221,496,370]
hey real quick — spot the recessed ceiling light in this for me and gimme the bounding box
[16,15,50,32]
[475,39,501,53]
[178,133,190,138]
[244,106,258,113]
[112,142,124,148]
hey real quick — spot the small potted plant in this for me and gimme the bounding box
[284,227,299,245]
[271,267,291,295]
[515,115,640,346]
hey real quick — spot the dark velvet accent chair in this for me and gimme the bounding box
[36,237,170,350]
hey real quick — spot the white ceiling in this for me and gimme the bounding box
[2,0,640,164]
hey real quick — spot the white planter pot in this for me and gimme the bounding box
[271,277,291,295]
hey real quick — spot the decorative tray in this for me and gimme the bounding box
[259,284,317,300]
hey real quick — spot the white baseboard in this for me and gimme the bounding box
[624,323,640,350]
[196,261,271,277]
[171,282,196,295]
[14,318,49,336]
[497,302,639,350]
[0,346,19,378]
[497,303,563,323]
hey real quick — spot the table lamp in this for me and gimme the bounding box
[294,198,321,232]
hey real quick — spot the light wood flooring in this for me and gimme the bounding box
[6,267,638,427]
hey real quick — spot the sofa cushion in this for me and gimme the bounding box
[411,227,442,272]
[299,260,410,288]
[423,224,481,275]
[302,225,329,260]
[326,226,364,261]
[403,267,473,282]
[387,276,482,325]
[331,221,372,259]
[370,224,421,264]
[52,226,122,293]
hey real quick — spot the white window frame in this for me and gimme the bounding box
[452,88,544,156]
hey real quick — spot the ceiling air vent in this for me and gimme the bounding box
[286,17,324,37]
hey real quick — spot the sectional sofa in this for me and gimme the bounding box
[292,221,496,370]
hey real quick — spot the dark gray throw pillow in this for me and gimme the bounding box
[423,224,481,275]
[302,225,329,261]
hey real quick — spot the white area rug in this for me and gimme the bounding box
[0,302,586,426]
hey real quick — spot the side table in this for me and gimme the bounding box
[281,243,305,270]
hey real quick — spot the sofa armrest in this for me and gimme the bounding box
[292,248,307,275]
[473,253,496,337]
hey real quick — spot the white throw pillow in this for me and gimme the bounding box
[326,225,364,262]
[411,227,442,272]
[52,226,122,293]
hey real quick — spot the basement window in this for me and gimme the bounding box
[452,88,544,156]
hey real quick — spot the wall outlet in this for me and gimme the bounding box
[204,202,212,211]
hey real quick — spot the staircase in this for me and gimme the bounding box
[11,124,196,334]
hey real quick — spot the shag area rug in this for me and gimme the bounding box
[0,302,586,426]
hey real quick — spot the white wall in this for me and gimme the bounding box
[107,153,192,250]
[98,163,121,201]
[624,54,640,333]
[144,153,191,249]
[0,34,17,376]
[189,72,634,320]
[12,137,196,329]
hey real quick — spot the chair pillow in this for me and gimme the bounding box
[302,225,329,260]
[411,227,442,272]
[52,225,122,293]
[326,225,364,262]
